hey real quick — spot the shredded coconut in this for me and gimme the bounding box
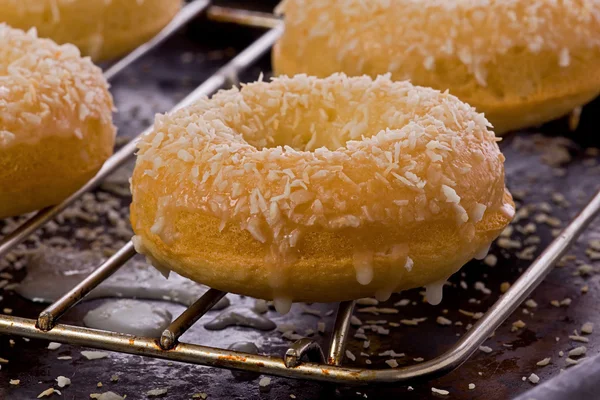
[431,387,450,396]
[528,373,540,384]
[131,73,507,302]
[276,0,598,91]
[0,24,114,149]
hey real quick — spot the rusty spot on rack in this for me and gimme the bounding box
[218,354,247,362]
[152,339,173,351]
[321,369,330,375]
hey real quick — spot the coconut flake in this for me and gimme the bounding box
[56,376,71,388]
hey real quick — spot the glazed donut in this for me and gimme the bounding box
[130,74,514,311]
[273,0,600,134]
[0,0,182,61]
[0,25,116,219]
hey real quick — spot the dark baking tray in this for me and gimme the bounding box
[0,1,599,399]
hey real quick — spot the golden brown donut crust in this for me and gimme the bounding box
[0,25,115,219]
[273,0,600,134]
[0,0,181,61]
[130,74,513,305]
[133,193,512,303]
[0,129,114,219]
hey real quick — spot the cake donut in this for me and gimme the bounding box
[130,74,514,312]
[0,25,116,219]
[0,0,182,61]
[273,0,600,134]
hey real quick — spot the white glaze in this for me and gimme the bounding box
[425,280,446,306]
[355,266,374,286]
[501,202,516,219]
[228,342,261,380]
[204,307,276,331]
[83,299,172,337]
[374,288,393,302]
[228,342,259,354]
[353,251,374,286]
[273,297,293,315]
[16,248,229,309]
[253,299,269,314]
[473,242,492,260]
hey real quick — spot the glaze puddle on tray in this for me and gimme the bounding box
[16,247,230,309]
[204,306,276,331]
[83,299,172,337]
[227,341,261,380]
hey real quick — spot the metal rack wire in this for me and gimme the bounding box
[1,2,600,385]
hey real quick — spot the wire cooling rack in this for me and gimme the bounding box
[1,1,600,385]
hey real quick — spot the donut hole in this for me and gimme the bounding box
[226,82,401,152]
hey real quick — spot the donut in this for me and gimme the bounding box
[130,74,514,311]
[0,0,182,61]
[273,0,600,134]
[0,25,116,219]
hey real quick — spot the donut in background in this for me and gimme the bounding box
[0,25,116,218]
[0,0,182,61]
[273,0,600,134]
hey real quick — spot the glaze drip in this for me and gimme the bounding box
[473,242,492,260]
[353,251,374,285]
[375,288,393,302]
[501,202,516,219]
[425,280,446,306]
[273,296,293,315]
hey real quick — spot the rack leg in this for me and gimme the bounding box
[37,241,136,331]
[327,301,355,366]
[160,289,227,350]
[284,338,326,368]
